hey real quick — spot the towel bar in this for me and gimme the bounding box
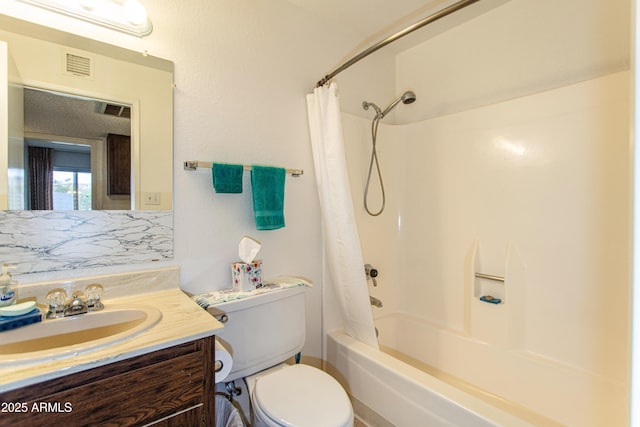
[475,272,505,282]
[184,160,303,177]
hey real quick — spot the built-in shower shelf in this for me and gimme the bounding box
[475,272,505,304]
[466,239,526,347]
[475,274,505,304]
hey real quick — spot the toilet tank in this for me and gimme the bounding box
[208,286,305,382]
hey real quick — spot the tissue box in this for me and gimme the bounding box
[232,260,263,291]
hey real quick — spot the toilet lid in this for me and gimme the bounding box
[253,364,353,427]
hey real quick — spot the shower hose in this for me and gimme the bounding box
[364,115,385,216]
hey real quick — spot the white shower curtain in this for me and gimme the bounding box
[306,82,379,349]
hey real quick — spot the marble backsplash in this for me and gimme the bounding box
[0,210,173,275]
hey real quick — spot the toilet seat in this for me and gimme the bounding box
[252,364,353,427]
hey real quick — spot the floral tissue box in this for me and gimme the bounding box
[232,260,263,291]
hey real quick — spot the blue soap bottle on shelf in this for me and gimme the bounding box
[0,263,17,307]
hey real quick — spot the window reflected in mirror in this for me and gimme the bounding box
[53,170,92,210]
[14,88,133,210]
[23,138,94,210]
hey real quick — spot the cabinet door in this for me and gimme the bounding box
[0,337,216,427]
[107,133,131,195]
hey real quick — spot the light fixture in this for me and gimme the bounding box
[122,0,147,26]
[17,0,153,37]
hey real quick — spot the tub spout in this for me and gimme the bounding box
[370,296,383,308]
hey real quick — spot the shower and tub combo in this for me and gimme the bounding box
[308,1,630,426]
[324,72,630,426]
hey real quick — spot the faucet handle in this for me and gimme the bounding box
[46,288,67,319]
[365,264,378,277]
[85,284,104,311]
[365,264,379,286]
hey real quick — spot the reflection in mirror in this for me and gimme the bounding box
[17,88,133,210]
[0,14,173,211]
[0,15,174,275]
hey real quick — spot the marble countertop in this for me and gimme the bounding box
[0,287,223,393]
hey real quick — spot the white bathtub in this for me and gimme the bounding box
[326,313,627,426]
[326,330,534,427]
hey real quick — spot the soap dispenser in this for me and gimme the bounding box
[0,263,17,307]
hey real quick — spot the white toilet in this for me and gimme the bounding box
[210,286,353,427]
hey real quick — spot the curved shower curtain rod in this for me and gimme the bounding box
[315,0,481,88]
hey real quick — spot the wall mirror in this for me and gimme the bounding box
[0,14,173,211]
[0,14,174,275]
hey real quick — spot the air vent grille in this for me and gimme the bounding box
[103,104,131,118]
[65,53,92,78]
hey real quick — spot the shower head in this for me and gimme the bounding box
[380,90,417,118]
[402,91,416,104]
[363,91,417,119]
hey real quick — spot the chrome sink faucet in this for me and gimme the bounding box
[64,293,88,316]
[46,284,104,319]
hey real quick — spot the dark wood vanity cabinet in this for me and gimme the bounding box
[0,336,216,426]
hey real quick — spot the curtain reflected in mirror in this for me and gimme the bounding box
[27,145,53,209]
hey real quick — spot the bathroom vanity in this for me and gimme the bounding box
[0,336,216,426]
[0,267,223,426]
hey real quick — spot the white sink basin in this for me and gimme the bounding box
[0,304,162,366]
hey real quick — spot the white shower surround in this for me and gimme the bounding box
[339,71,630,426]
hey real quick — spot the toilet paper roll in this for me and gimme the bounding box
[214,339,233,383]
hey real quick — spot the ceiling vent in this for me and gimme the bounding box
[101,103,131,119]
[64,52,94,79]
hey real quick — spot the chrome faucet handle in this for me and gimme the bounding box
[45,288,67,319]
[64,292,88,317]
[85,283,104,311]
[365,264,378,286]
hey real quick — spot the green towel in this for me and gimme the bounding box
[212,163,244,193]
[251,165,286,230]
